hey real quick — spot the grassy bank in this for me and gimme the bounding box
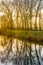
[0,29,43,43]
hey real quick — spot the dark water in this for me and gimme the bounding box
[0,35,43,65]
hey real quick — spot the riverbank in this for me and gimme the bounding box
[0,29,43,43]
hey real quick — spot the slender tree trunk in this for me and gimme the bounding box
[34,13,38,30]
[39,10,41,30]
[30,10,32,30]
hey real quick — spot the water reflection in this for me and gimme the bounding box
[0,35,43,65]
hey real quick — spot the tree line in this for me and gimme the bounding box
[0,0,43,30]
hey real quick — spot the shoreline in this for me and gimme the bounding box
[0,29,43,43]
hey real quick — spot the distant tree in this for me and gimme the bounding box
[39,10,41,30]
[34,0,43,30]
[0,1,13,29]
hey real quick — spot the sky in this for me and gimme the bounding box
[0,0,13,2]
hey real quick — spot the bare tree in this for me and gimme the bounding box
[0,1,13,29]
[39,10,41,30]
[34,0,42,30]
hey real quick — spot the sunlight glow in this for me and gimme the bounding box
[0,12,4,16]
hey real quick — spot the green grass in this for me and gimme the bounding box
[0,29,43,43]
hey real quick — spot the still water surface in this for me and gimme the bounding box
[0,35,43,65]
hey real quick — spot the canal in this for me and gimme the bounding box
[0,35,43,65]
